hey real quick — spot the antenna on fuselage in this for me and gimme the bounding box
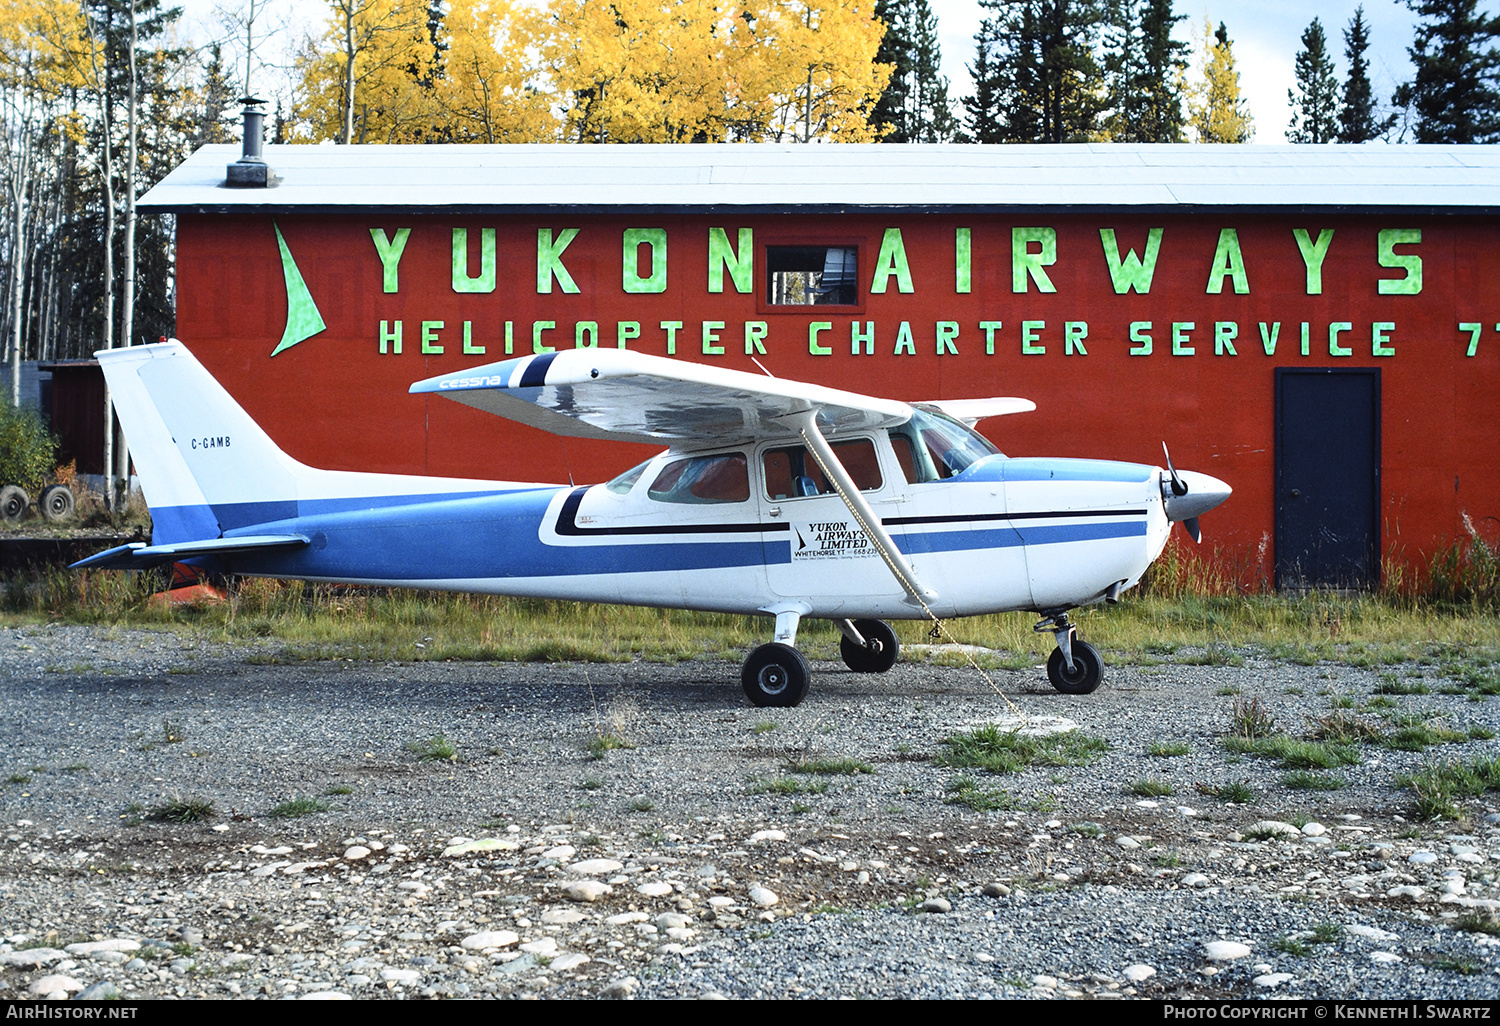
[750,357,775,378]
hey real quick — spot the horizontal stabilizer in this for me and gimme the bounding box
[72,534,310,571]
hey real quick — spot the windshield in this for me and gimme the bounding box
[890,408,1002,482]
[605,458,652,494]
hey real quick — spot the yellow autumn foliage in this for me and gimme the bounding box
[1188,16,1253,144]
[289,0,889,144]
[0,0,90,97]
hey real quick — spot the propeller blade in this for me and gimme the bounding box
[1161,441,1188,496]
[1184,516,1202,544]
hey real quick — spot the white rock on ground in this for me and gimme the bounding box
[1254,973,1295,988]
[1124,964,1156,982]
[637,881,674,897]
[460,930,519,950]
[568,858,624,876]
[1204,941,1252,961]
[563,879,612,902]
[443,837,520,856]
[27,975,83,996]
[748,885,779,907]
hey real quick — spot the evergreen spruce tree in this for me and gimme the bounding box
[1338,6,1393,141]
[1392,0,1500,143]
[1102,0,1187,142]
[195,44,239,147]
[963,18,1004,141]
[872,0,957,141]
[967,0,1105,143]
[1287,18,1339,142]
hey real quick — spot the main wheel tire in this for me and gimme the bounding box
[1047,640,1104,694]
[741,643,812,708]
[39,484,75,522]
[840,619,899,673]
[0,485,29,522]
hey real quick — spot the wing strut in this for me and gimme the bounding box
[783,410,936,606]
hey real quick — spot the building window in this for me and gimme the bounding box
[766,246,858,306]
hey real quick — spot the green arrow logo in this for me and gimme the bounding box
[271,220,327,356]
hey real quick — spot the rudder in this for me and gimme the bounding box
[100,341,300,543]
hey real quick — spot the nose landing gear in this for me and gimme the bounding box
[1035,610,1104,694]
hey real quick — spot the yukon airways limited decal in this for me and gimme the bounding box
[792,521,876,561]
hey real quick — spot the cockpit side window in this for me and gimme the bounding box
[762,439,882,500]
[647,453,750,504]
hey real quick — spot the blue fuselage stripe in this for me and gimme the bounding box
[201,486,1147,582]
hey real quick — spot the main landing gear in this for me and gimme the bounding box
[1035,610,1104,694]
[741,609,901,707]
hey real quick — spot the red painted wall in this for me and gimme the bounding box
[175,212,1500,583]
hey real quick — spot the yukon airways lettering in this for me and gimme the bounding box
[793,521,875,560]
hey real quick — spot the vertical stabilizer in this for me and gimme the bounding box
[100,342,300,543]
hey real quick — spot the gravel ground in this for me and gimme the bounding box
[0,623,1497,1000]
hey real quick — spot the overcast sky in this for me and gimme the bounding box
[182,0,1427,143]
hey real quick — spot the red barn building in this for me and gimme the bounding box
[140,144,1500,591]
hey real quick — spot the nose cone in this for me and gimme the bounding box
[1162,469,1232,521]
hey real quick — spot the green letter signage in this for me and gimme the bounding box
[623,228,667,294]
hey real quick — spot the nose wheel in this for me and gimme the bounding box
[1036,610,1105,694]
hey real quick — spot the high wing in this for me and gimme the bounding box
[916,397,1036,425]
[408,349,914,444]
[411,349,1037,611]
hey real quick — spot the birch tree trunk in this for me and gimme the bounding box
[116,0,138,492]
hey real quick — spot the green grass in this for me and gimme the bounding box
[148,796,215,823]
[1223,734,1361,770]
[786,757,874,776]
[1382,715,1470,752]
[1129,778,1174,797]
[161,719,187,744]
[1395,756,1500,819]
[936,725,1109,775]
[1271,922,1341,956]
[586,733,634,758]
[751,721,778,734]
[1195,779,1255,803]
[1375,678,1431,695]
[7,773,30,784]
[1148,742,1190,757]
[269,797,329,818]
[9,572,1500,671]
[1309,709,1384,744]
[944,775,1015,811]
[1282,770,1347,790]
[324,784,353,796]
[1453,913,1500,937]
[627,797,654,812]
[406,734,459,762]
[748,775,829,795]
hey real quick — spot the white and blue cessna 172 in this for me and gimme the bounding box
[77,341,1230,707]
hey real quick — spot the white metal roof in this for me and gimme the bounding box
[140,143,1500,214]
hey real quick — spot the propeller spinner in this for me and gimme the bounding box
[1159,443,1232,543]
